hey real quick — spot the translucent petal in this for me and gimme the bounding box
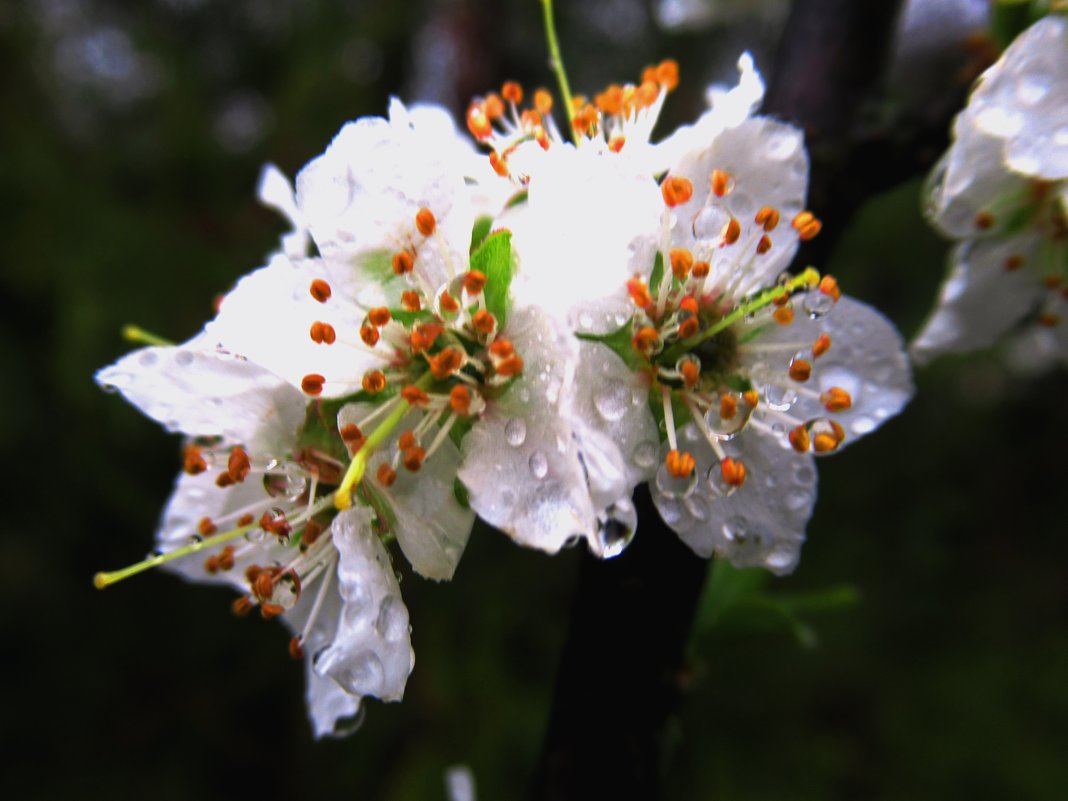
[457,306,598,554]
[339,404,474,581]
[257,163,309,258]
[312,507,414,705]
[739,295,914,444]
[205,255,378,398]
[911,235,1043,363]
[653,424,817,575]
[95,338,306,455]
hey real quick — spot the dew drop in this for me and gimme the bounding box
[692,205,731,240]
[784,488,810,512]
[684,494,709,521]
[794,463,816,484]
[138,351,159,367]
[263,460,308,502]
[1016,73,1050,106]
[655,461,697,499]
[331,705,367,737]
[174,350,195,367]
[802,290,835,319]
[851,415,875,435]
[332,650,385,696]
[706,463,740,498]
[529,450,549,479]
[765,548,795,571]
[578,310,595,330]
[658,498,682,525]
[763,382,798,411]
[722,515,749,542]
[593,380,630,422]
[596,498,637,558]
[631,441,658,470]
[765,129,801,161]
[374,595,409,642]
[504,417,527,447]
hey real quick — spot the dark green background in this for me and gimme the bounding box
[2,1,1065,799]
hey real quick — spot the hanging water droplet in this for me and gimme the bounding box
[655,461,697,499]
[802,290,835,319]
[763,382,798,411]
[765,548,795,571]
[529,450,549,479]
[593,379,630,422]
[330,705,367,737]
[765,128,801,161]
[632,441,658,470]
[703,392,752,440]
[596,498,637,558]
[692,205,731,240]
[706,463,740,498]
[504,417,527,447]
[374,595,409,642]
[331,650,385,696]
[263,460,309,502]
[722,515,749,542]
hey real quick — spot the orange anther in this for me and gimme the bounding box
[670,248,694,280]
[534,125,550,151]
[608,134,626,153]
[720,394,738,420]
[232,596,255,617]
[636,80,659,107]
[289,636,304,660]
[681,360,700,388]
[227,447,251,482]
[483,93,504,119]
[215,472,235,489]
[489,338,514,359]
[364,307,389,327]
[401,385,430,406]
[520,109,542,128]
[788,424,810,453]
[392,250,414,275]
[450,384,472,415]
[656,59,679,91]
[692,260,710,279]
[411,323,443,352]
[439,289,461,314]
[627,277,653,309]
[415,207,437,237]
[711,169,732,198]
[340,423,364,445]
[183,445,207,475]
[301,374,326,396]
[818,275,841,301]
[429,347,464,379]
[309,279,332,303]
[471,309,497,335]
[812,334,832,358]
[362,370,386,394]
[677,317,699,338]
[755,207,780,231]
[463,270,487,295]
[792,210,822,240]
[402,446,426,472]
[398,431,417,451]
[665,449,696,479]
[820,387,853,412]
[974,211,995,230]
[773,306,795,325]
[1038,312,1060,327]
[676,297,697,316]
[534,88,553,115]
[722,217,742,245]
[302,519,323,546]
[204,554,220,574]
[502,81,523,104]
[756,235,772,254]
[812,420,845,453]
[661,176,693,207]
[252,570,274,601]
[641,65,658,85]
[633,326,660,353]
[720,456,747,487]
[198,517,217,537]
[495,355,524,377]
[216,545,235,571]
[596,85,624,115]
[489,150,509,177]
[788,358,812,382]
[401,290,421,311]
[1004,255,1024,271]
[310,321,336,345]
[360,325,380,347]
[467,104,492,140]
[376,463,397,487]
[237,513,255,527]
[260,603,285,621]
[743,389,759,408]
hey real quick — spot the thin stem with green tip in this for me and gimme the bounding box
[539,0,577,144]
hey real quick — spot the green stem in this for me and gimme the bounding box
[539,0,577,144]
[94,524,254,589]
[122,324,174,348]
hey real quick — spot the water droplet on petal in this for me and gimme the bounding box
[596,498,637,558]
[851,415,875,435]
[784,488,810,511]
[138,351,159,367]
[765,548,795,571]
[332,650,385,696]
[593,380,630,422]
[684,494,709,521]
[1016,73,1049,106]
[763,382,798,411]
[802,290,835,319]
[174,350,195,367]
[578,310,594,330]
[263,460,309,502]
[722,515,749,542]
[655,461,697,499]
[504,417,527,447]
[632,441,658,470]
[374,595,409,642]
[706,463,740,498]
[765,129,801,161]
[529,450,549,479]
[794,463,815,484]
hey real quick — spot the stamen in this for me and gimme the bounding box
[310,321,337,345]
[711,170,732,198]
[429,347,464,379]
[502,81,523,104]
[464,270,487,296]
[232,596,255,617]
[368,307,391,327]
[309,279,332,303]
[471,310,496,336]
[627,277,654,309]
[301,374,326,396]
[183,445,207,475]
[228,448,251,482]
[755,207,780,231]
[415,208,437,237]
[812,334,832,358]
[376,463,397,487]
[402,446,426,472]
[439,289,461,315]
[411,323,443,353]
[450,385,472,415]
[655,59,679,91]
[401,385,430,406]
[392,251,415,275]
[401,290,422,311]
[661,176,693,207]
[670,248,694,280]
[722,218,742,245]
[792,211,823,240]
[820,387,852,412]
[974,211,995,230]
[719,456,747,487]
[1004,255,1024,271]
[362,370,387,394]
[665,449,695,478]
[788,424,810,453]
[788,356,812,382]
[756,235,773,254]
[360,325,380,346]
[773,306,795,325]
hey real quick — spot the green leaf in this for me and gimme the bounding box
[471,230,513,326]
[505,189,528,209]
[453,478,471,509]
[576,323,644,372]
[447,415,475,449]
[357,249,398,284]
[649,251,664,298]
[470,215,494,254]
[647,387,691,444]
[389,308,436,327]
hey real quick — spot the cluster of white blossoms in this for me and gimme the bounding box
[96,54,911,736]
[914,14,1068,366]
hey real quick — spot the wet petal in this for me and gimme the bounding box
[911,235,1043,363]
[457,306,599,554]
[257,163,309,258]
[313,507,414,705]
[654,423,817,575]
[95,338,306,455]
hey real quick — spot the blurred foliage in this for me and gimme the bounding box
[1,1,1066,799]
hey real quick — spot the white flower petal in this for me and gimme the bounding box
[457,306,598,554]
[205,255,378,398]
[257,163,309,258]
[653,424,817,575]
[95,339,306,454]
[339,404,474,581]
[313,507,414,705]
[742,295,913,445]
[911,235,1043,362]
